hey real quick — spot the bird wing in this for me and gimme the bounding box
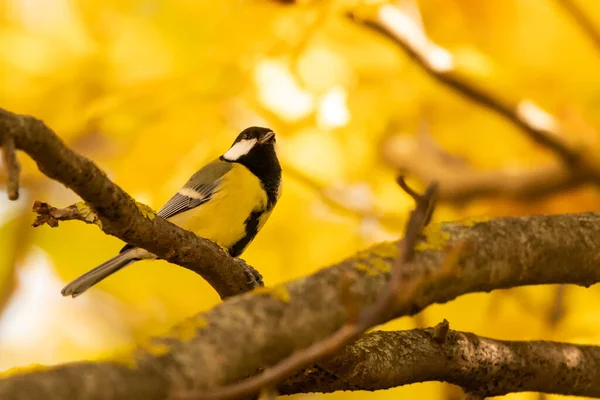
[157,159,233,220]
[119,159,232,254]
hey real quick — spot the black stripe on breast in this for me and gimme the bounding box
[229,209,263,257]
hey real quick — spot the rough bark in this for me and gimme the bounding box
[280,329,600,397]
[1,212,600,398]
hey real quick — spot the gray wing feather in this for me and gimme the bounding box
[157,159,232,220]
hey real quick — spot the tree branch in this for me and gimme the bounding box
[382,132,584,203]
[279,328,600,398]
[3,327,600,399]
[347,3,600,181]
[178,181,439,399]
[432,318,449,343]
[0,108,262,299]
[31,201,103,228]
[1,132,20,200]
[2,211,600,399]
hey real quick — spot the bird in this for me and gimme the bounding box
[61,127,282,298]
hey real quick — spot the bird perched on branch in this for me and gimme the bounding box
[61,127,282,298]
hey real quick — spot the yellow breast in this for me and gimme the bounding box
[166,163,270,254]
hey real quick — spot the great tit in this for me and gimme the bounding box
[61,127,282,298]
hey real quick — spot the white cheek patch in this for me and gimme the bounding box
[223,138,257,161]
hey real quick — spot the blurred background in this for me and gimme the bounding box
[1,0,600,399]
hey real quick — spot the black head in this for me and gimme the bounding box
[232,126,276,147]
[220,126,282,208]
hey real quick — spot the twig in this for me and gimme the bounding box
[433,318,449,344]
[347,3,600,180]
[1,134,20,200]
[396,176,436,226]
[31,201,102,228]
[176,181,440,400]
[555,0,600,55]
[0,107,261,299]
[548,284,568,328]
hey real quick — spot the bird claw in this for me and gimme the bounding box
[237,259,264,287]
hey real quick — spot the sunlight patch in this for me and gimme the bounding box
[254,58,314,122]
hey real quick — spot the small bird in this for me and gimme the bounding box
[61,127,282,298]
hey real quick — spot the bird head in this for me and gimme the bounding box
[222,127,276,162]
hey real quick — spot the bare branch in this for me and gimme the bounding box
[433,318,449,344]
[31,201,102,228]
[382,133,584,203]
[4,326,600,399]
[178,182,440,399]
[1,134,20,200]
[548,284,568,328]
[0,107,261,299]
[280,328,600,397]
[347,3,600,180]
[396,176,436,226]
[555,0,600,55]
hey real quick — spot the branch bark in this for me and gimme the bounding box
[0,108,262,299]
[1,131,20,200]
[279,328,600,397]
[31,201,103,228]
[2,212,600,399]
[179,180,439,399]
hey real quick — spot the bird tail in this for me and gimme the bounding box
[61,249,140,298]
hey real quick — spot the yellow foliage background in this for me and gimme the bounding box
[1,0,600,399]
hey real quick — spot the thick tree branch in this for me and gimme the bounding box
[2,212,600,399]
[348,3,600,182]
[0,108,262,299]
[279,328,600,397]
[180,181,439,399]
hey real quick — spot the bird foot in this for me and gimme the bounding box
[236,258,264,287]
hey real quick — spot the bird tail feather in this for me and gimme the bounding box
[61,249,139,298]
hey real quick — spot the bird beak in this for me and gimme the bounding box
[260,131,275,143]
